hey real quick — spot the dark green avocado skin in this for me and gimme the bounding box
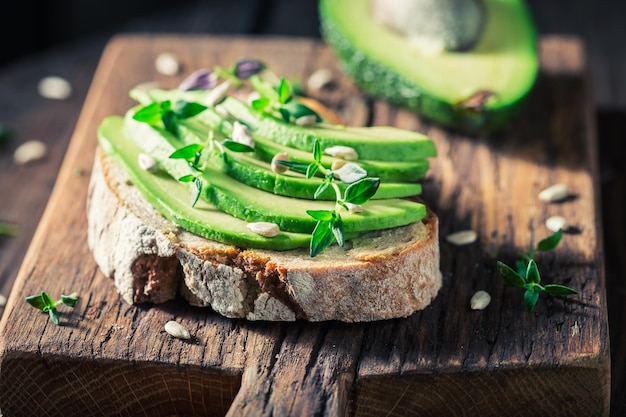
[319,0,539,134]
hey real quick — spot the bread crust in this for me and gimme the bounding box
[87,148,441,322]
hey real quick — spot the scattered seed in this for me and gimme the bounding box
[247,222,280,237]
[345,202,364,213]
[307,68,334,91]
[38,76,72,100]
[324,145,358,160]
[538,183,569,203]
[331,160,347,171]
[295,115,318,126]
[0,293,7,307]
[546,215,568,233]
[155,53,181,76]
[138,153,158,172]
[232,121,255,149]
[164,320,191,340]
[205,80,231,106]
[470,290,491,310]
[13,140,47,164]
[271,152,289,173]
[446,230,477,246]
[215,104,231,118]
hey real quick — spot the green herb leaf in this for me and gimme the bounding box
[515,259,528,279]
[307,210,334,221]
[275,160,310,173]
[48,308,60,326]
[524,288,540,311]
[223,140,254,153]
[279,108,291,123]
[251,97,271,111]
[313,139,322,164]
[310,220,335,257]
[314,182,330,199]
[306,163,319,179]
[497,261,526,288]
[281,101,320,121]
[331,214,344,247]
[277,78,291,104]
[344,178,380,205]
[526,259,541,284]
[25,293,48,310]
[178,174,196,183]
[173,100,207,119]
[132,102,163,125]
[61,293,79,307]
[169,143,204,160]
[543,284,579,296]
[536,228,562,252]
[162,110,177,134]
[190,177,203,208]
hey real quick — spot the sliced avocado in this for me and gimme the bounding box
[97,116,312,250]
[220,96,436,162]
[319,0,539,133]
[123,115,427,235]
[132,87,434,180]
[176,118,423,200]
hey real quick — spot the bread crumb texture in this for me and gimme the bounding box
[88,150,442,322]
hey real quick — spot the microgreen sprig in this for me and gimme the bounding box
[169,143,207,207]
[277,140,379,257]
[132,100,207,136]
[497,229,578,311]
[249,76,321,125]
[25,291,78,326]
[0,221,18,237]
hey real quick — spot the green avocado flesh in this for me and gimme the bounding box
[172,117,423,200]
[132,87,432,182]
[119,115,427,235]
[98,117,311,250]
[319,0,539,133]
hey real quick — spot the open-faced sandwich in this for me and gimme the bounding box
[87,60,441,322]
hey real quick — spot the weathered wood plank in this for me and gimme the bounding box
[0,35,610,417]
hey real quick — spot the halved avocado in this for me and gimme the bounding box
[319,0,539,133]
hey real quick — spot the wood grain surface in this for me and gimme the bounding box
[0,35,610,417]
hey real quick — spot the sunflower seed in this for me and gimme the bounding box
[345,202,364,213]
[446,230,477,246]
[0,293,7,307]
[164,320,191,340]
[470,290,491,310]
[307,68,334,91]
[205,80,231,106]
[546,215,568,232]
[13,140,47,164]
[247,222,280,237]
[271,152,289,173]
[232,121,255,149]
[295,115,318,126]
[138,153,158,172]
[538,183,569,203]
[38,76,72,100]
[324,145,358,160]
[155,53,181,76]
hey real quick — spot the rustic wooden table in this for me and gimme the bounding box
[0,0,624,416]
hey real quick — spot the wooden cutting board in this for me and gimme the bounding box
[0,35,610,417]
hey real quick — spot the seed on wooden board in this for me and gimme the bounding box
[38,76,72,100]
[470,291,491,310]
[0,293,7,307]
[13,140,47,164]
[164,320,191,340]
[247,222,280,237]
[538,183,569,203]
[307,68,334,91]
[445,230,477,246]
[155,53,181,76]
[546,215,568,232]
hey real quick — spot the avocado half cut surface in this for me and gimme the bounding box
[319,0,539,133]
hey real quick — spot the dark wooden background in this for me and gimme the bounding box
[1,0,624,415]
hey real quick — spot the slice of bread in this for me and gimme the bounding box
[87,148,442,322]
